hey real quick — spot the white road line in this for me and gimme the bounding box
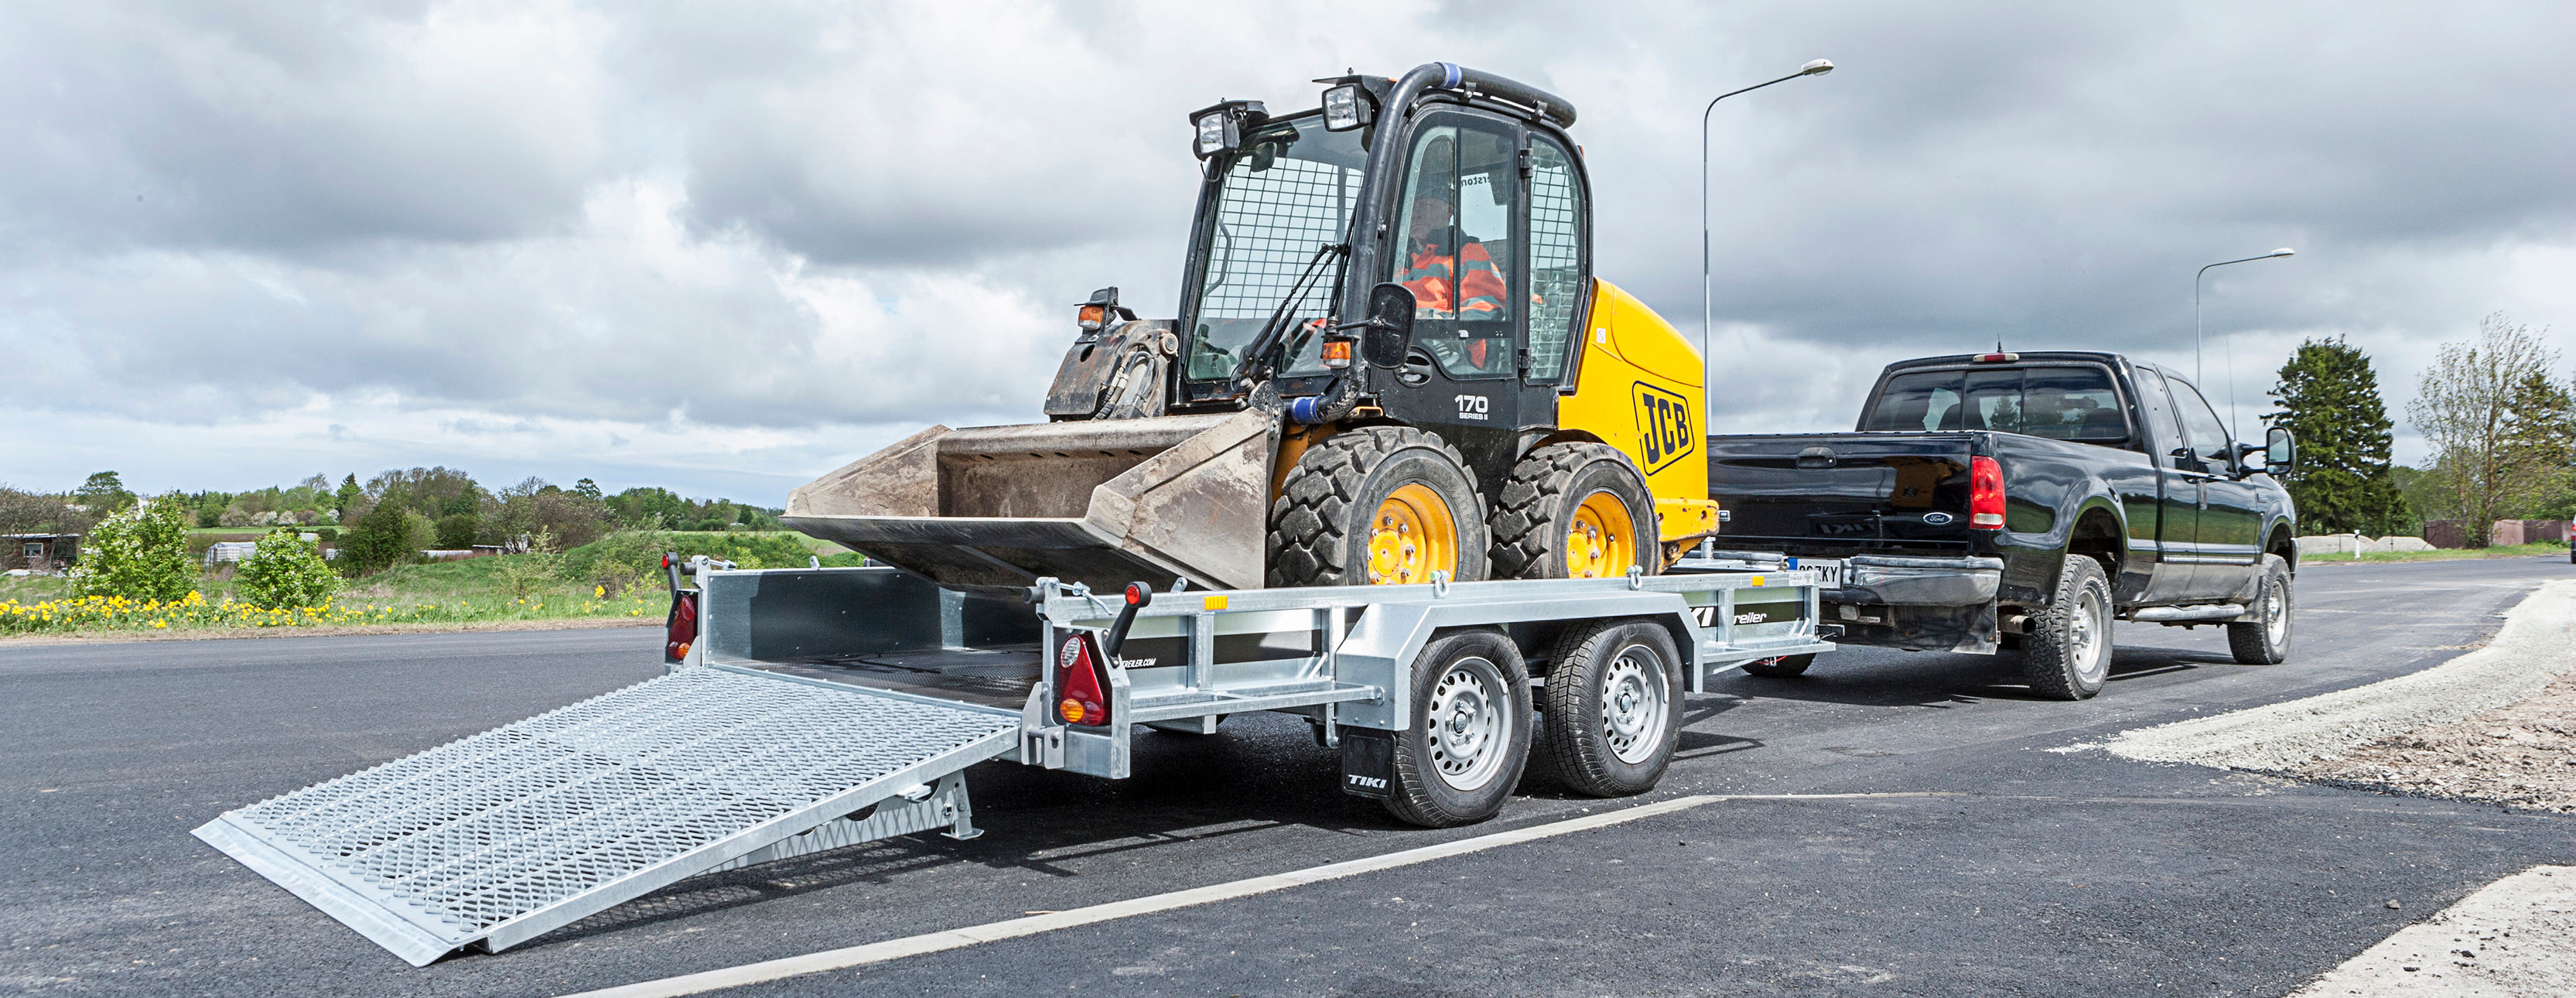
[556,792,1950,998]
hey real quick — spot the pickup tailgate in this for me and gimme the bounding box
[1710,432,1979,555]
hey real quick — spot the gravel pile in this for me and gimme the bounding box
[2299,670,2576,813]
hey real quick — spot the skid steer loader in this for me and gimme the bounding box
[785,63,1720,594]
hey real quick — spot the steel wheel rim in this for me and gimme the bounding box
[1368,483,1457,585]
[2069,583,2109,684]
[1599,644,1669,764]
[1426,658,1508,791]
[2263,576,2290,645]
[1564,490,1637,579]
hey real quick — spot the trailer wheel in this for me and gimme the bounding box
[1542,619,1682,797]
[2021,555,2113,700]
[1737,654,1814,678]
[1490,443,1658,580]
[1384,629,1531,827]
[2226,555,2294,665]
[1269,427,1487,587]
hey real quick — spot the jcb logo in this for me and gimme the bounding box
[1633,383,1696,472]
[1455,395,1490,421]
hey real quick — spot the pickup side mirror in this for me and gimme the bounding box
[2264,426,2296,475]
[1355,282,1417,368]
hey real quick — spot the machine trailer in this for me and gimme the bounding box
[194,562,1827,966]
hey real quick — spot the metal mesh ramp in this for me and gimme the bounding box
[193,666,1018,966]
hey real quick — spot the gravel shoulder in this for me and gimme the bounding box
[2289,865,2576,996]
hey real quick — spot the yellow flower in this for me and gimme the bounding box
[152,620,167,629]
[594,585,606,598]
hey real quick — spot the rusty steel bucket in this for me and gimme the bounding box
[781,410,1275,595]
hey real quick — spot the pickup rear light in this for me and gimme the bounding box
[1969,456,2006,529]
[1973,352,2020,363]
[1054,631,1112,726]
[664,589,698,662]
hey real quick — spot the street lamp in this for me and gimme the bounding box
[1702,58,1833,410]
[2195,247,2294,432]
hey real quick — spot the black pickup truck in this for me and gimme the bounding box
[1695,350,2299,699]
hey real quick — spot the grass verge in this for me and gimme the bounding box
[2305,542,2570,564]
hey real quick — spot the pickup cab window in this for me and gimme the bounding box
[2169,379,2239,473]
[1862,366,2129,443]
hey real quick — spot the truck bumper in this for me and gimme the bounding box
[1826,555,2004,607]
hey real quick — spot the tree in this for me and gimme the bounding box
[2499,371,2576,519]
[2265,337,2407,535]
[70,496,196,601]
[2410,313,2558,547]
[333,474,364,520]
[435,513,482,550]
[237,529,341,610]
[337,499,417,576]
[573,478,603,501]
[74,471,136,514]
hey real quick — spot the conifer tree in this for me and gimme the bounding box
[2267,337,2405,535]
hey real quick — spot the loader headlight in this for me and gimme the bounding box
[1188,100,1265,160]
[1321,84,1373,132]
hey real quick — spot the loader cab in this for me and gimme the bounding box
[1173,89,1596,479]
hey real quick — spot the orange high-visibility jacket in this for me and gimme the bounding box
[1400,237,1507,318]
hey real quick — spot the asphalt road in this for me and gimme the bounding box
[5,555,2573,996]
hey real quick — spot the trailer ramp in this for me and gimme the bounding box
[192,665,1017,966]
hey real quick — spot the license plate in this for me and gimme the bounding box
[1785,557,1843,589]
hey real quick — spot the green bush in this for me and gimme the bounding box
[338,501,414,576]
[560,529,819,593]
[436,513,481,550]
[237,530,342,609]
[71,496,197,602]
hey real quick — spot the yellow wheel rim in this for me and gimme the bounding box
[1564,490,1637,579]
[1366,484,1458,585]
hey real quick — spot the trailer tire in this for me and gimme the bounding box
[1269,427,1487,587]
[1384,629,1532,827]
[1738,654,1814,678]
[2021,555,2113,700]
[1542,619,1682,797]
[2226,555,2294,665]
[1490,443,1659,580]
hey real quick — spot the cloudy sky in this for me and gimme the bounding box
[7,2,2571,503]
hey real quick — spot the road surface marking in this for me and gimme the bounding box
[556,792,1949,998]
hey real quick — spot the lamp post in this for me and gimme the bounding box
[1702,58,1833,411]
[2194,248,2294,432]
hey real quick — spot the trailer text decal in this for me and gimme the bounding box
[1632,382,1696,473]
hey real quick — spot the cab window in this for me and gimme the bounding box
[1524,138,1584,383]
[1389,117,1519,379]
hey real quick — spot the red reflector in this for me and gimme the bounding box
[1973,352,2020,363]
[1054,631,1111,726]
[664,590,699,662]
[1969,456,2005,528]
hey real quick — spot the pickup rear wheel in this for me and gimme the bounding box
[1490,443,1658,580]
[2226,555,2294,665]
[1541,619,1683,797]
[1738,654,1814,677]
[2021,555,2113,700]
[1384,629,1532,827]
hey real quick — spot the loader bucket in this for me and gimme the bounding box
[781,409,1276,595]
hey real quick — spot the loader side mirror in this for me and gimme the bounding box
[2264,426,2296,475]
[1358,282,1416,368]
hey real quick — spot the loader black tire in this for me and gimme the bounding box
[1384,628,1532,827]
[1542,618,1683,797]
[1268,426,1487,587]
[2020,555,2113,700]
[1490,443,1660,580]
[2226,555,2294,665]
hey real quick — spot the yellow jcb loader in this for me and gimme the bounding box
[784,63,1720,594]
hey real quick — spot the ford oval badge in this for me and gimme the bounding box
[1922,511,1956,526]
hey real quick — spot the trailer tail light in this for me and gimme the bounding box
[664,589,698,662]
[1969,456,2006,529]
[1054,631,1112,726]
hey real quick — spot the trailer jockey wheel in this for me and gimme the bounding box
[1490,443,1659,580]
[1542,618,1683,797]
[1383,628,1532,827]
[1269,426,1487,587]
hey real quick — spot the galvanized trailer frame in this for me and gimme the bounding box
[199,566,1829,966]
